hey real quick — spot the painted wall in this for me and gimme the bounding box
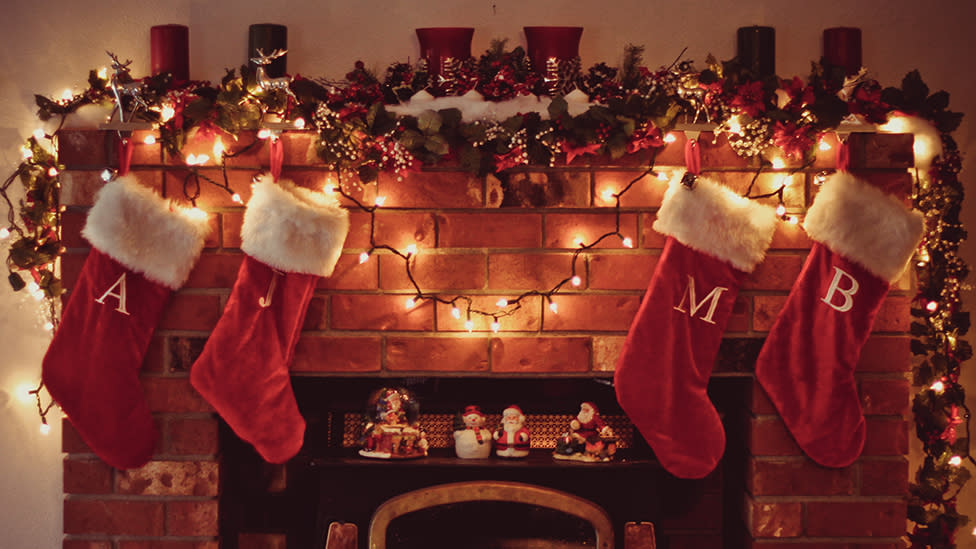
[1,1,973,547]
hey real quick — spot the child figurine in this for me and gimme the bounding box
[493,405,531,458]
[358,387,429,459]
[554,401,618,462]
[453,405,492,459]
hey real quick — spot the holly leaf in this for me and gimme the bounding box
[911,339,930,356]
[424,134,449,156]
[397,129,425,150]
[438,108,462,131]
[901,70,929,109]
[357,164,379,184]
[547,96,568,120]
[418,110,442,135]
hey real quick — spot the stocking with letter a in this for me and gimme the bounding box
[755,171,923,467]
[42,175,210,469]
[615,174,777,479]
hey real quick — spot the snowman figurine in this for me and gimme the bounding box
[453,405,492,459]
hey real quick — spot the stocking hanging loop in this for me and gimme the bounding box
[681,137,701,189]
[258,269,282,308]
[269,137,284,182]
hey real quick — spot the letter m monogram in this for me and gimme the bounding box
[673,275,729,325]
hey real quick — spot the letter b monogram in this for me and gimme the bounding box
[822,267,859,313]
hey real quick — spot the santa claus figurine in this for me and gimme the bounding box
[493,405,531,458]
[554,401,617,462]
[453,405,492,459]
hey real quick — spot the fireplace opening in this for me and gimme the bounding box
[219,376,750,548]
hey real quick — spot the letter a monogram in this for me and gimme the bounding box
[95,272,131,315]
[674,275,729,324]
[821,266,859,313]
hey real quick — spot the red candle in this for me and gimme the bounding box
[823,27,862,76]
[150,24,190,82]
[415,27,474,76]
[523,26,583,71]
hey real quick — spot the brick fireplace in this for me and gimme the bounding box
[55,127,912,549]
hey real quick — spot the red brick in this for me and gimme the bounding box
[372,211,437,251]
[748,457,855,496]
[593,170,668,208]
[858,377,909,415]
[592,335,624,372]
[726,295,753,333]
[488,253,576,290]
[165,417,219,455]
[806,500,906,537]
[378,170,484,208]
[852,171,914,201]
[502,170,590,207]
[862,417,909,456]
[60,252,88,291]
[699,133,753,168]
[749,417,802,456]
[183,253,243,288]
[64,458,113,494]
[379,253,486,290]
[857,337,911,372]
[166,499,219,536]
[544,213,639,249]
[753,295,786,332]
[143,377,214,413]
[717,172,806,210]
[750,381,778,415]
[385,337,489,372]
[743,254,805,291]
[438,212,543,248]
[282,131,316,165]
[435,295,541,332]
[318,253,379,290]
[331,294,434,331]
[142,335,166,373]
[237,534,287,549]
[159,294,223,331]
[222,210,244,248]
[63,541,112,549]
[848,133,914,170]
[746,543,900,549]
[745,497,802,538]
[165,169,253,209]
[873,296,911,332]
[860,457,909,496]
[342,210,373,249]
[588,254,657,290]
[118,460,218,496]
[302,296,329,330]
[58,129,113,168]
[61,170,106,207]
[61,210,88,248]
[640,212,667,249]
[64,499,164,535]
[490,337,591,373]
[118,541,219,549]
[543,294,640,332]
[292,336,382,372]
[769,222,813,250]
[202,211,220,249]
[62,419,93,454]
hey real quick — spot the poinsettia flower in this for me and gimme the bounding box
[772,121,816,159]
[779,76,815,110]
[562,141,602,164]
[940,405,964,444]
[730,81,768,118]
[848,81,889,124]
[494,146,526,171]
[626,123,665,154]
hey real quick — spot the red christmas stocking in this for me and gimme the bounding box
[755,172,923,467]
[42,175,210,469]
[190,175,348,463]
[615,175,777,479]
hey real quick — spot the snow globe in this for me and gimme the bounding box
[358,387,429,459]
[453,405,492,459]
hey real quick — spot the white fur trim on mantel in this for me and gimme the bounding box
[242,175,349,276]
[82,174,211,290]
[652,173,778,273]
[803,171,924,282]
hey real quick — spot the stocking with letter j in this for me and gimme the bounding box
[42,175,211,469]
[755,172,923,467]
[615,174,778,479]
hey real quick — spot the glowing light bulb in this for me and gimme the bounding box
[43,321,54,331]
[183,208,208,222]
[818,139,832,152]
[61,89,74,101]
[491,320,501,333]
[771,157,786,170]
[212,138,225,160]
[257,128,272,139]
[405,297,416,309]
[374,196,387,207]
[293,117,306,129]
[101,169,113,182]
[39,422,51,436]
[452,307,461,319]
[0,227,10,239]
[950,456,963,467]
[359,252,370,264]
[20,145,33,160]
[32,128,46,141]
[143,134,157,145]
[663,133,677,144]
[160,104,176,122]
[815,172,828,186]
[573,236,585,248]
[464,319,475,332]
[776,204,787,217]
[622,237,634,248]
[601,188,616,202]
[931,380,946,394]
[571,275,582,287]
[97,67,108,80]
[15,382,35,405]
[405,243,418,256]
[231,193,243,204]
[48,167,58,177]
[657,171,669,182]
[496,298,508,308]
[926,301,939,313]
[727,116,743,135]
[549,301,558,314]
[26,281,40,294]
[787,216,799,225]
[780,175,792,188]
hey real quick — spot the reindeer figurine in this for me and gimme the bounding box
[106,51,149,123]
[250,48,296,100]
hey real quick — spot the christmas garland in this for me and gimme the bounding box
[0,41,969,547]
